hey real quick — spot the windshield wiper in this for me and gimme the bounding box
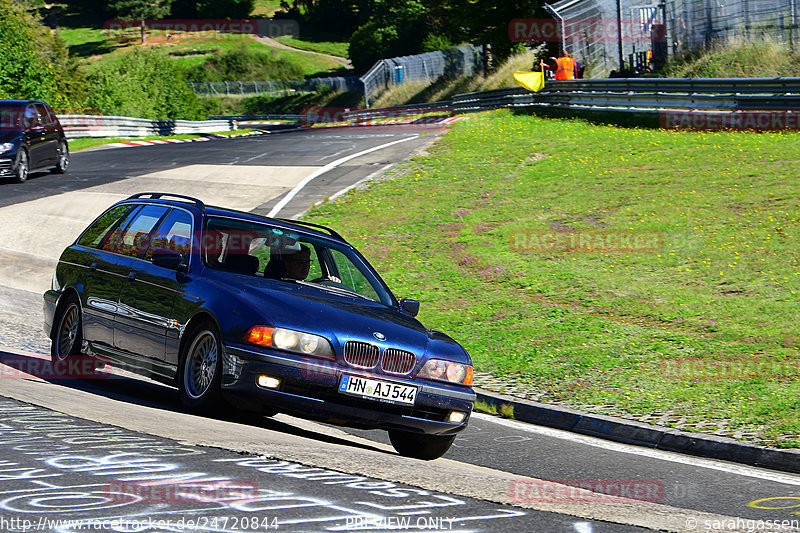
[297,280,374,301]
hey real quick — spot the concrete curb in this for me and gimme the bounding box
[87,124,303,150]
[475,388,800,475]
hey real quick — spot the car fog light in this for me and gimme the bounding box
[448,411,467,424]
[257,375,280,389]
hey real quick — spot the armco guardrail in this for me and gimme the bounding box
[57,78,800,139]
[189,77,362,97]
[343,101,453,122]
[451,78,800,115]
[207,114,302,122]
[57,115,236,139]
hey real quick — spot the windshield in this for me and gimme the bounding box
[203,217,395,306]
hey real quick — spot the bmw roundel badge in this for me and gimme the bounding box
[373,332,386,341]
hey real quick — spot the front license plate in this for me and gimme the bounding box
[339,374,417,405]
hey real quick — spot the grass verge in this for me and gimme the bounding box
[274,36,349,58]
[304,110,800,447]
[656,36,800,78]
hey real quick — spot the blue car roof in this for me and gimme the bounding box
[120,193,346,244]
[0,99,45,105]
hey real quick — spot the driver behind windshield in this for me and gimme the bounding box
[264,244,311,281]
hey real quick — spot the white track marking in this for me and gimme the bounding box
[473,413,800,486]
[267,135,419,217]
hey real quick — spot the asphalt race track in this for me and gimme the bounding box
[1,126,799,532]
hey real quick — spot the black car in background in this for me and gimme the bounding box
[0,100,69,183]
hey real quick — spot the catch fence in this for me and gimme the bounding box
[546,0,800,77]
[668,0,800,51]
[359,45,484,107]
[188,76,362,97]
[186,45,484,107]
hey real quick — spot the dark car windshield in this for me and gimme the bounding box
[0,103,25,132]
[203,217,395,306]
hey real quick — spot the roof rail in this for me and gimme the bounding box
[274,218,344,241]
[126,192,205,212]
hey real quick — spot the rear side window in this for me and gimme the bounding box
[24,106,39,129]
[109,205,169,257]
[145,208,193,262]
[77,205,136,249]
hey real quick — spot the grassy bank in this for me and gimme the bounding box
[305,110,800,447]
[658,38,800,78]
[59,27,343,78]
[274,36,349,58]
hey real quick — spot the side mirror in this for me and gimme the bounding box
[152,248,185,271]
[399,298,420,317]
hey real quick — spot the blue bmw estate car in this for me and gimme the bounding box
[43,193,475,459]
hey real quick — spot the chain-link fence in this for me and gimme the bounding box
[668,0,800,53]
[188,45,484,106]
[188,76,362,97]
[360,45,484,107]
[547,0,799,78]
[547,0,664,77]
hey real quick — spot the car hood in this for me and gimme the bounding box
[0,131,21,144]
[239,280,467,360]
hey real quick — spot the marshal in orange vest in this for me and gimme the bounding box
[554,56,576,80]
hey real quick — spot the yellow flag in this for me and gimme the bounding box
[514,70,545,92]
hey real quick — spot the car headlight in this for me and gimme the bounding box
[0,143,15,154]
[418,358,473,385]
[245,326,334,358]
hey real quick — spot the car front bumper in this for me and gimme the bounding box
[221,343,475,436]
[0,157,14,176]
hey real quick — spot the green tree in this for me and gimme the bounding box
[348,0,428,71]
[444,0,546,66]
[109,0,173,44]
[185,44,304,82]
[87,48,202,119]
[278,0,374,37]
[0,0,86,109]
[171,0,255,19]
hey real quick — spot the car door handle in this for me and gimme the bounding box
[128,272,136,282]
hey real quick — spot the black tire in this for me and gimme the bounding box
[178,320,224,412]
[51,294,83,364]
[13,149,28,183]
[52,141,69,174]
[388,430,456,460]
